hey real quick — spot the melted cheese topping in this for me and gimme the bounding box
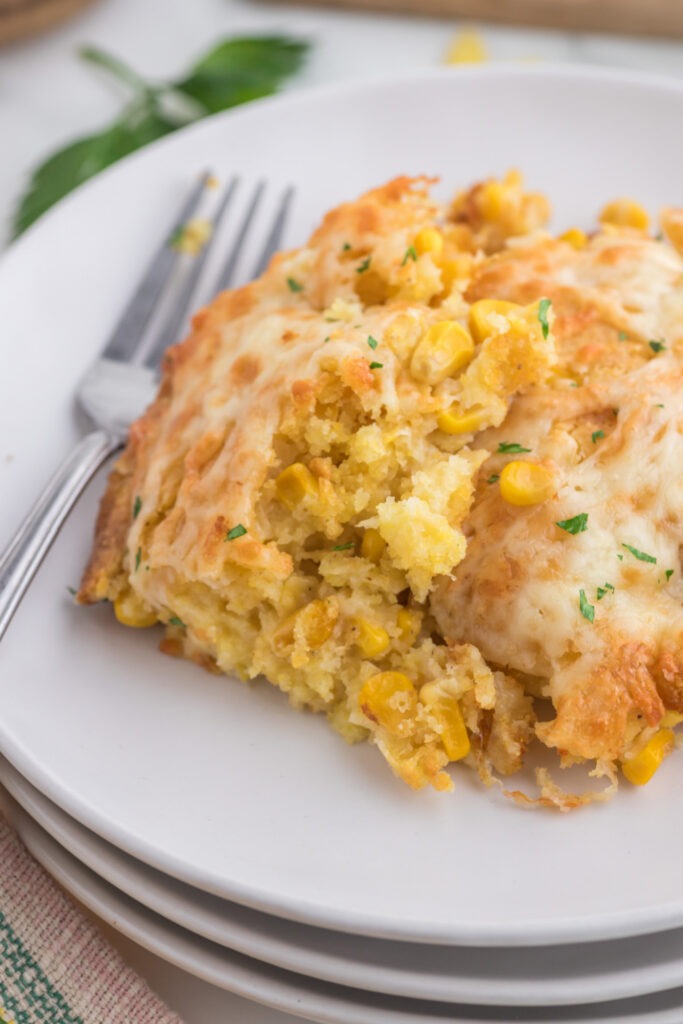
[79,172,683,806]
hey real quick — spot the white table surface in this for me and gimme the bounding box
[4,1,683,1019]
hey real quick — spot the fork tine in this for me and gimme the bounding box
[210,180,266,296]
[250,186,295,279]
[103,171,212,363]
[140,176,239,368]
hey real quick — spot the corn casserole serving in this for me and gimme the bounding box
[78,171,683,809]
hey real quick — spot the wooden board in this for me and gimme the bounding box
[268,0,683,39]
[0,0,97,46]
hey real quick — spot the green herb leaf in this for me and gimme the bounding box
[173,36,309,114]
[591,430,605,444]
[14,109,176,237]
[655,403,665,409]
[369,361,383,370]
[135,547,142,571]
[556,513,589,535]
[596,582,615,600]
[367,336,379,350]
[649,339,667,354]
[168,615,186,628]
[537,297,552,339]
[287,277,303,293]
[342,242,352,252]
[356,256,371,274]
[226,524,247,541]
[333,542,355,551]
[618,330,629,341]
[497,442,531,454]
[666,569,675,581]
[66,586,78,597]
[133,495,142,519]
[323,336,330,344]
[487,474,500,484]
[622,543,657,564]
[401,245,418,266]
[13,36,309,237]
[579,589,595,623]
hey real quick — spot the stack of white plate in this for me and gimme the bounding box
[3,64,683,1024]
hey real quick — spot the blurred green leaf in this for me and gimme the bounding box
[12,35,309,238]
[14,108,175,237]
[175,36,310,113]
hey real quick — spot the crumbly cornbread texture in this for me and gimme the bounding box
[79,172,683,806]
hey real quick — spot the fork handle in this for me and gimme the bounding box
[0,429,121,642]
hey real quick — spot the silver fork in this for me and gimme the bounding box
[0,173,295,641]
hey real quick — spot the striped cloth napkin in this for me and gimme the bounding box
[0,815,182,1024]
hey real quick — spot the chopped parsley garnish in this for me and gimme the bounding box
[596,582,615,600]
[655,403,665,408]
[579,589,595,623]
[401,245,418,266]
[367,336,379,350]
[649,339,667,353]
[497,442,531,454]
[286,277,303,293]
[556,513,589,535]
[666,569,675,581]
[617,553,624,561]
[323,336,330,344]
[168,226,184,249]
[342,242,352,252]
[487,474,500,484]
[622,543,656,564]
[591,430,605,444]
[537,297,552,339]
[618,330,629,341]
[369,361,383,370]
[133,495,142,519]
[66,586,77,596]
[356,256,371,274]
[135,547,141,571]
[333,542,355,551]
[168,615,186,628]
[225,524,247,541]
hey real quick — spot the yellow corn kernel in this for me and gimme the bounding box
[410,321,474,386]
[622,728,675,786]
[113,590,157,629]
[361,528,386,563]
[479,181,505,221]
[661,711,683,728]
[468,298,523,344]
[599,199,649,232]
[301,599,338,648]
[384,312,424,361]
[433,700,470,761]
[354,618,391,659]
[274,599,337,652]
[499,461,555,507]
[660,208,683,254]
[397,607,421,643]
[413,227,444,258]
[275,463,318,510]
[439,256,471,293]
[445,29,487,64]
[437,404,489,435]
[359,672,418,733]
[559,228,587,249]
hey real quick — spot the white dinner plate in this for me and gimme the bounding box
[9,795,683,1024]
[2,66,683,948]
[3,754,683,1009]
